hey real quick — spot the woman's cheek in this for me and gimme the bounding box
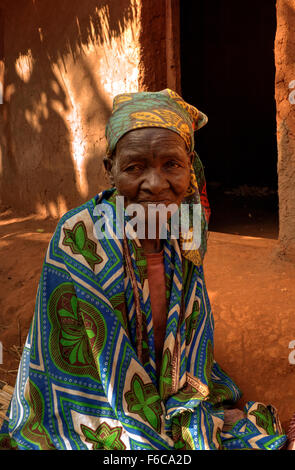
[115,176,137,199]
[173,174,191,194]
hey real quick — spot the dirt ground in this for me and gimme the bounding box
[0,191,295,433]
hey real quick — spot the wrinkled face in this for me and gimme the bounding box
[104,128,192,214]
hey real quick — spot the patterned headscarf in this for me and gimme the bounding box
[105,89,210,266]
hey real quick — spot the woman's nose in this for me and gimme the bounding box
[140,168,170,194]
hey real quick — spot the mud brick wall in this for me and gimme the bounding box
[275,0,295,261]
[0,0,169,217]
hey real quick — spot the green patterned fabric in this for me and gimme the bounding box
[0,189,287,450]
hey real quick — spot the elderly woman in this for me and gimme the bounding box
[0,90,288,450]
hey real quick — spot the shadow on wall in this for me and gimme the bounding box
[0,0,137,217]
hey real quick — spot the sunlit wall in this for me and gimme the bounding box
[0,0,143,217]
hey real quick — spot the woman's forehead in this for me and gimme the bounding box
[115,127,187,153]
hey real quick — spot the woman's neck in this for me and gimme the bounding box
[140,238,163,254]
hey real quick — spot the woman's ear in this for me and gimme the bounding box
[188,151,194,165]
[103,156,115,186]
[103,156,112,173]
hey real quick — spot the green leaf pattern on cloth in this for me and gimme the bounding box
[21,380,55,450]
[57,294,93,365]
[185,303,199,346]
[48,283,105,378]
[125,374,163,432]
[81,422,126,450]
[159,348,173,399]
[172,411,194,450]
[249,404,276,435]
[63,221,103,270]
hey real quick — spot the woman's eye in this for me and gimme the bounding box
[165,161,181,168]
[124,164,143,172]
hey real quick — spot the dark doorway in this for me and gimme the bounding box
[180,0,278,238]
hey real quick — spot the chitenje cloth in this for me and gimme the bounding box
[0,188,287,450]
